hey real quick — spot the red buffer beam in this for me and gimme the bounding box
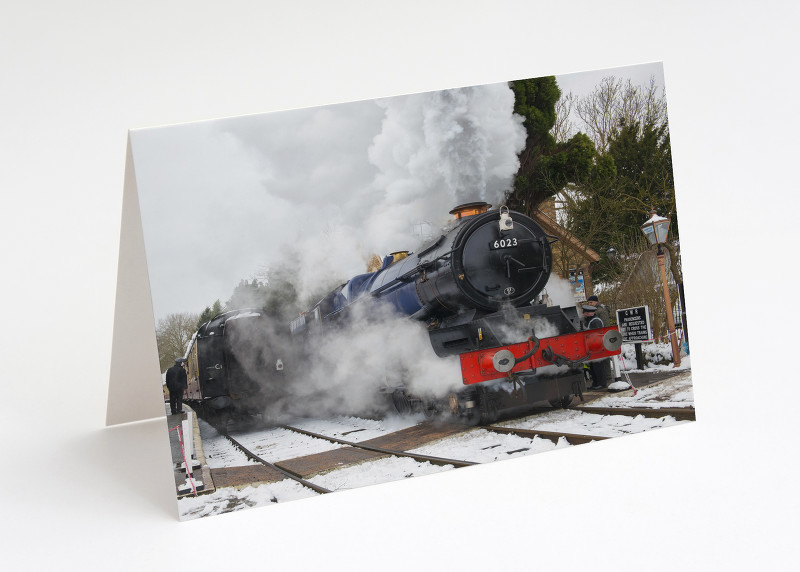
[459,326,622,385]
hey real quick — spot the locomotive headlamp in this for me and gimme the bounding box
[499,206,513,232]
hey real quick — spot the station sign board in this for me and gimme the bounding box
[616,305,652,342]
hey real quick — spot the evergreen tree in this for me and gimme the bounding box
[508,78,596,213]
[197,299,224,329]
[227,278,267,310]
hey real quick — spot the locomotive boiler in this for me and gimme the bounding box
[292,203,622,424]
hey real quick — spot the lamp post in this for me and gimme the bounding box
[640,209,681,367]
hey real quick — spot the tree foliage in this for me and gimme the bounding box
[197,300,223,329]
[507,77,597,213]
[539,74,678,284]
[598,235,681,340]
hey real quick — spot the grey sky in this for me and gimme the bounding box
[556,61,665,101]
[132,62,666,322]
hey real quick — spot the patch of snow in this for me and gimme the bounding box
[288,414,424,442]
[308,456,452,491]
[619,344,692,372]
[178,481,317,521]
[499,409,688,438]
[591,371,694,409]
[409,429,568,462]
[230,426,342,462]
[197,420,257,468]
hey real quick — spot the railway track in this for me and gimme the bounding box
[482,425,610,445]
[216,422,478,496]
[222,433,333,494]
[572,405,696,422]
[278,424,477,468]
[481,404,695,445]
[207,403,695,494]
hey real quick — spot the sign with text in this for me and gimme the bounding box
[616,305,652,342]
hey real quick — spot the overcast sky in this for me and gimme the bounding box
[131,61,665,322]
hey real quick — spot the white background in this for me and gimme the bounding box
[2,1,798,570]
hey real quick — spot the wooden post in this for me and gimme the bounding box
[657,252,681,367]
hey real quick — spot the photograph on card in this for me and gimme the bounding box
[130,62,694,520]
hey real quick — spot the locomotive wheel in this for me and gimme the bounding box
[392,390,412,415]
[480,399,499,425]
[421,401,437,420]
[549,395,574,409]
[464,407,482,426]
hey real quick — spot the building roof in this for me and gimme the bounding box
[531,207,601,264]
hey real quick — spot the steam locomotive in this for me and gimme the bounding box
[290,203,622,424]
[183,203,620,428]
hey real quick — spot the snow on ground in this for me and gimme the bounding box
[308,457,452,492]
[410,429,567,462]
[619,344,692,374]
[198,420,257,468]
[594,370,694,409]
[178,480,318,520]
[228,426,342,462]
[497,409,688,438]
[288,413,424,443]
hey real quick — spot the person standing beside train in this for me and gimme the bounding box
[586,295,611,326]
[586,295,613,382]
[582,305,607,390]
[166,358,188,415]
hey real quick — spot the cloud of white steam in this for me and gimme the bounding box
[363,84,526,256]
[265,300,463,420]
[236,82,527,308]
[216,83,527,417]
[542,274,579,309]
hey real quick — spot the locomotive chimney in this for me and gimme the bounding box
[449,202,491,220]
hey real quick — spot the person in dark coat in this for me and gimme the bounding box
[582,305,607,390]
[165,358,188,415]
[586,295,613,381]
[586,295,611,326]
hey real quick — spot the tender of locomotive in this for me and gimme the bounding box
[185,308,286,428]
[291,203,621,424]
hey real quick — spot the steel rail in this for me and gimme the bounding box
[571,405,696,422]
[222,433,332,495]
[483,425,609,445]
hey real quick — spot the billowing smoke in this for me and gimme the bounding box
[223,82,526,304]
[218,83,527,419]
[362,84,526,256]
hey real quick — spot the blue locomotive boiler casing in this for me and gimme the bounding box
[293,205,556,335]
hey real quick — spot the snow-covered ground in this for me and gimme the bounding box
[179,366,694,520]
[619,342,692,373]
[410,429,568,462]
[596,370,693,409]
